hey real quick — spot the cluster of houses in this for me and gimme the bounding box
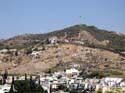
[39,65,125,93]
[96,77,125,93]
[0,64,125,93]
[0,49,17,55]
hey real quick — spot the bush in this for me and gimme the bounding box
[88,70,106,78]
[25,47,32,54]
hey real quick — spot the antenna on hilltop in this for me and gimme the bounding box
[79,16,85,27]
[79,16,83,25]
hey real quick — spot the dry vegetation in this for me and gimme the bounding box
[0,43,124,77]
[0,24,125,77]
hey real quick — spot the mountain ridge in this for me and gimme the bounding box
[0,24,125,52]
[0,24,125,75]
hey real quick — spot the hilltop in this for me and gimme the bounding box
[0,24,125,53]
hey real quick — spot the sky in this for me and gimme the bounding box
[0,0,125,39]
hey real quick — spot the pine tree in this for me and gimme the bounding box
[2,69,8,84]
[25,74,27,80]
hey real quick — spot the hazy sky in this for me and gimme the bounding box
[0,0,125,39]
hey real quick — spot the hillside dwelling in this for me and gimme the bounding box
[0,49,8,54]
[41,84,49,93]
[103,77,123,84]
[64,39,69,43]
[0,84,11,93]
[37,47,45,51]
[30,51,40,58]
[6,76,12,84]
[9,49,18,55]
[120,52,125,56]
[66,68,80,76]
[48,36,58,44]
[9,49,17,52]
[70,64,80,68]
[51,84,59,89]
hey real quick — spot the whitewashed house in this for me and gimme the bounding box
[30,51,40,58]
[0,84,11,93]
[0,49,8,54]
[66,68,80,78]
[48,36,58,44]
[96,77,125,93]
[66,68,79,74]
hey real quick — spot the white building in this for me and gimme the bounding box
[0,84,11,93]
[66,68,80,76]
[30,51,40,58]
[48,36,58,44]
[96,77,125,93]
[0,49,8,54]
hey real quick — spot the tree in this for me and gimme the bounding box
[2,69,8,84]
[25,47,32,55]
[25,74,27,80]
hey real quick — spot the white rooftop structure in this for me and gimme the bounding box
[0,84,11,93]
[48,36,58,44]
[66,68,80,74]
[0,49,8,53]
[103,77,123,83]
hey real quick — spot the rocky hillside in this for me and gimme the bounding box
[0,43,125,75]
[0,24,125,76]
[0,24,125,52]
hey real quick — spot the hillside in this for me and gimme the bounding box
[0,24,125,76]
[0,43,124,76]
[0,24,125,52]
